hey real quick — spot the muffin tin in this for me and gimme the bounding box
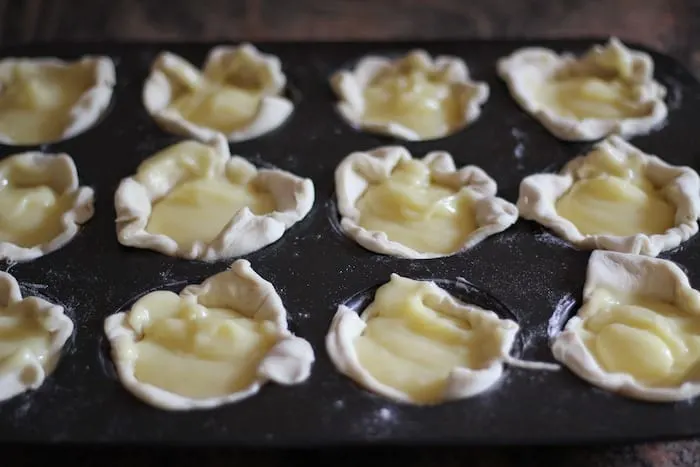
[0,38,699,447]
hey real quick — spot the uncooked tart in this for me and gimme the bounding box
[143,43,293,142]
[497,37,667,141]
[115,135,314,261]
[0,55,115,145]
[0,271,74,402]
[0,151,95,262]
[104,259,315,410]
[331,49,489,141]
[552,250,700,402]
[517,136,700,257]
[335,145,518,258]
[327,274,557,405]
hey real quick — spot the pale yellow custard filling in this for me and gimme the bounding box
[356,159,476,254]
[0,158,73,248]
[354,277,506,404]
[0,301,57,375]
[362,55,464,139]
[0,61,96,144]
[540,77,647,120]
[555,147,675,236]
[162,53,271,134]
[579,288,700,387]
[139,141,275,248]
[538,47,648,120]
[126,290,279,399]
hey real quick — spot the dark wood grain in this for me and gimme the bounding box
[0,1,699,465]
[0,0,698,76]
[4,441,700,467]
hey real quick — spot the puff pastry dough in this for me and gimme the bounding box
[0,271,73,402]
[0,152,94,262]
[115,135,314,261]
[0,55,115,145]
[335,146,518,258]
[518,136,700,256]
[105,259,314,410]
[331,50,489,141]
[143,43,293,142]
[327,274,556,405]
[552,251,700,402]
[497,38,667,141]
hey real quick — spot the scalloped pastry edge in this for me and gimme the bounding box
[552,250,700,402]
[335,145,518,259]
[517,135,700,257]
[114,135,315,261]
[330,49,490,141]
[0,55,116,145]
[143,43,294,142]
[0,151,95,262]
[104,259,315,410]
[326,273,557,405]
[497,37,668,141]
[0,271,73,402]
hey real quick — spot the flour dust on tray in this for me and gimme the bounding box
[114,135,314,261]
[0,55,115,145]
[104,259,315,411]
[335,146,518,259]
[143,43,293,142]
[326,274,557,405]
[552,251,700,402]
[517,136,700,257]
[497,37,667,141]
[0,271,73,402]
[331,49,489,141]
[0,152,95,262]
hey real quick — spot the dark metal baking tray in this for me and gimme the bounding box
[0,38,698,447]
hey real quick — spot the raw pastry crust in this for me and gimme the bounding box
[104,259,315,411]
[0,55,115,145]
[552,250,700,402]
[335,146,518,258]
[114,135,314,261]
[143,43,293,142]
[0,271,74,402]
[497,37,667,141]
[517,136,700,256]
[330,49,489,141]
[0,152,95,262]
[326,274,555,405]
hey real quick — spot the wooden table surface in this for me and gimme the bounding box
[1,0,699,77]
[1,1,700,466]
